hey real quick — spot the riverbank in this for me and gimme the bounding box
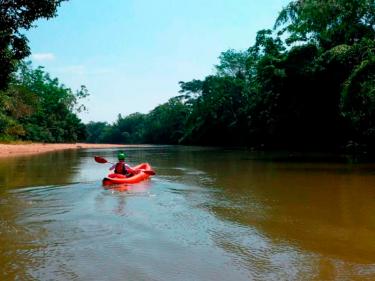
[0,143,127,158]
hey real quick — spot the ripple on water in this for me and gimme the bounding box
[2,147,375,281]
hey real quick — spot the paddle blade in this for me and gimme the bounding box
[144,170,156,175]
[94,156,108,164]
[137,169,155,175]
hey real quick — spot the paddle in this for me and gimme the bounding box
[143,169,156,175]
[94,156,113,164]
[94,156,156,175]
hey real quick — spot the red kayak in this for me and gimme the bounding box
[102,163,155,186]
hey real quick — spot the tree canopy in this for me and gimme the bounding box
[275,0,375,48]
[87,0,375,154]
[0,0,66,90]
[0,62,88,142]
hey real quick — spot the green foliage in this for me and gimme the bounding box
[0,0,67,90]
[0,62,88,142]
[215,49,249,78]
[180,76,247,145]
[143,97,189,144]
[275,0,375,48]
[103,113,146,144]
[86,121,110,143]
[88,98,190,145]
[341,42,375,145]
[89,0,375,153]
[0,111,24,138]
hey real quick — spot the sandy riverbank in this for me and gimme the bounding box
[0,143,128,158]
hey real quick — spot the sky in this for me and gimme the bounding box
[26,0,290,123]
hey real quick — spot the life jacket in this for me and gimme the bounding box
[115,162,128,175]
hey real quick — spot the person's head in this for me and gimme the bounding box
[117,152,126,161]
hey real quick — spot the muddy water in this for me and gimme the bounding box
[0,146,375,280]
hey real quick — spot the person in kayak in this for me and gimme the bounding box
[110,152,136,177]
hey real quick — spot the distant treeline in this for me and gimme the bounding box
[87,0,375,153]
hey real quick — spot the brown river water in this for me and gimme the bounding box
[0,146,375,280]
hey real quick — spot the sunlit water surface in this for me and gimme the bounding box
[1,146,375,280]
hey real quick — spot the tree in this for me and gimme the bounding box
[143,98,189,144]
[340,39,375,148]
[110,113,146,144]
[275,0,375,48]
[0,0,67,90]
[86,121,110,143]
[180,75,247,145]
[0,62,89,142]
[215,49,249,78]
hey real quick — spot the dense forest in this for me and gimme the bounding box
[1,0,375,154]
[87,0,375,153]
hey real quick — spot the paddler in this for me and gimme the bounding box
[110,152,136,177]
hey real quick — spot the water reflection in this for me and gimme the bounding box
[146,147,375,278]
[0,150,81,190]
[1,146,375,280]
[209,161,375,263]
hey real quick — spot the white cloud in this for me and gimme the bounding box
[32,53,55,61]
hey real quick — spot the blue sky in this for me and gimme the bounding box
[27,0,290,123]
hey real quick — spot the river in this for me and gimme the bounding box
[1,146,375,280]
